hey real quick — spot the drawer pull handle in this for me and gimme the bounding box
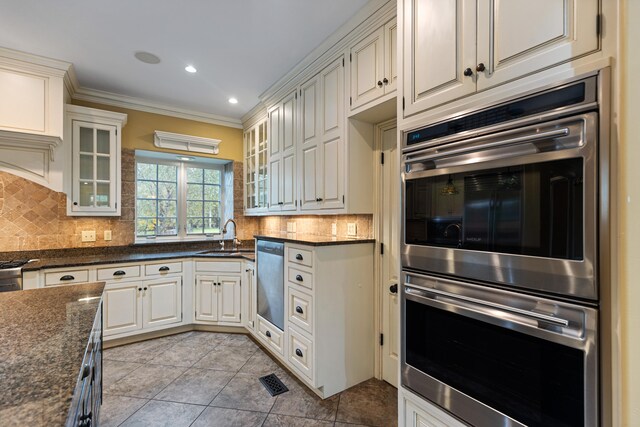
[60,275,75,281]
[296,274,303,282]
[295,306,304,314]
[159,266,170,272]
[295,253,303,260]
[113,270,126,276]
[295,348,303,357]
[266,331,271,338]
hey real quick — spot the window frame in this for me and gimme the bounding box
[135,155,226,243]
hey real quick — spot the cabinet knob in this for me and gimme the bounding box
[463,68,473,77]
[73,202,78,206]
[295,348,303,357]
[295,306,304,314]
[266,330,271,338]
[476,63,486,72]
[278,201,284,205]
[389,284,398,294]
[383,77,389,85]
[316,197,323,202]
[60,275,75,281]
[296,274,303,282]
[143,287,148,291]
[138,287,142,292]
[377,80,383,87]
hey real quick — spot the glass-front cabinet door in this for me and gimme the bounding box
[244,117,269,214]
[72,120,118,213]
[66,105,126,216]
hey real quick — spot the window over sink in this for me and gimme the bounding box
[135,150,232,243]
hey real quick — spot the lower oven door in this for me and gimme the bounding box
[401,271,598,427]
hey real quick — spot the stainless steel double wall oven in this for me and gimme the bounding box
[401,70,609,427]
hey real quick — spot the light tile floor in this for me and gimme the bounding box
[101,331,398,427]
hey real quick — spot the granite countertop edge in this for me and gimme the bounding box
[253,233,375,246]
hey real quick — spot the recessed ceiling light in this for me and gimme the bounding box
[185,65,197,73]
[177,156,195,161]
[134,51,161,64]
[228,98,238,104]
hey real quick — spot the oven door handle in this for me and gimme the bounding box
[404,128,570,164]
[404,284,570,327]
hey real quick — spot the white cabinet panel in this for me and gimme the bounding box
[104,281,143,336]
[350,27,384,109]
[282,93,296,153]
[302,144,320,209]
[0,70,46,132]
[404,0,476,115]
[195,276,217,322]
[143,277,182,328]
[476,0,600,90]
[385,18,398,93]
[218,275,241,323]
[282,151,296,211]
[321,136,343,209]
[288,326,314,383]
[269,157,281,211]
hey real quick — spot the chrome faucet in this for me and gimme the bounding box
[222,218,241,251]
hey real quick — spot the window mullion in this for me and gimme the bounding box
[179,163,187,239]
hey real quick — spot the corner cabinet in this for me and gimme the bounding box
[194,261,242,325]
[65,105,127,216]
[401,0,601,117]
[244,117,269,214]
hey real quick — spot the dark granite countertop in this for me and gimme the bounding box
[254,233,375,246]
[0,283,105,426]
[23,250,255,272]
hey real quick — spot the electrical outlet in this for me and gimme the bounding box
[331,223,337,236]
[287,221,297,233]
[104,230,112,241]
[81,230,96,242]
[347,223,357,236]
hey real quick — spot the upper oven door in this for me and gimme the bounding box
[401,112,598,300]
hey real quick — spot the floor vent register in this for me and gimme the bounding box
[259,373,289,396]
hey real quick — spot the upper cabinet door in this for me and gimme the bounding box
[384,18,398,94]
[269,104,281,157]
[403,0,476,116]
[300,76,322,211]
[282,91,297,154]
[350,27,385,110]
[476,0,600,91]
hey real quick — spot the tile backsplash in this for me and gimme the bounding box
[0,151,372,253]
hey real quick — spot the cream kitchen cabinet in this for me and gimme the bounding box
[268,90,297,212]
[194,260,242,325]
[349,17,397,111]
[65,105,127,216]
[299,56,345,211]
[401,0,600,117]
[400,387,468,427]
[244,117,269,214]
[242,261,256,331]
[194,275,241,324]
[103,279,144,336]
[280,242,374,398]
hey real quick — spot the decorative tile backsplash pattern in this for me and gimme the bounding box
[0,151,372,253]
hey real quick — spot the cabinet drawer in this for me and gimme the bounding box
[287,247,313,268]
[195,261,241,273]
[257,316,283,356]
[288,267,313,290]
[145,261,182,276]
[45,269,90,286]
[97,265,140,281]
[287,286,313,335]
[288,326,314,383]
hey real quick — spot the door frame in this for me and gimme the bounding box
[373,118,398,381]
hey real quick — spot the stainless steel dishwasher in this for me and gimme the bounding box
[256,239,284,331]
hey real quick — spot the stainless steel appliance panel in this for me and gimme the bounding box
[256,240,284,331]
[401,271,598,427]
[402,112,598,300]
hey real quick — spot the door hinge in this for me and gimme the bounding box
[342,57,344,67]
[349,96,352,106]
[380,333,384,346]
[350,53,352,62]
[381,152,384,165]
[342,195,345,203]
[402,96,405,110]
[380,242,384,255]
[596,14,602,36]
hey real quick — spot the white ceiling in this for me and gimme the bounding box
[0,0,371,124]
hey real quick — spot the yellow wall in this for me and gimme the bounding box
[71,100,244,161]
[619,0,640,424]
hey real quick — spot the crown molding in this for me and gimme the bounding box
[0,46,71,76]
[241,103,268,128]
[0,129,61,160]
[70,86,243,129]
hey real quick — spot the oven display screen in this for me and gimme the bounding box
[405,299,585,426]
[405,157,584,260]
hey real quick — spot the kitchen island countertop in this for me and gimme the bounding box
[0,282,104,426]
